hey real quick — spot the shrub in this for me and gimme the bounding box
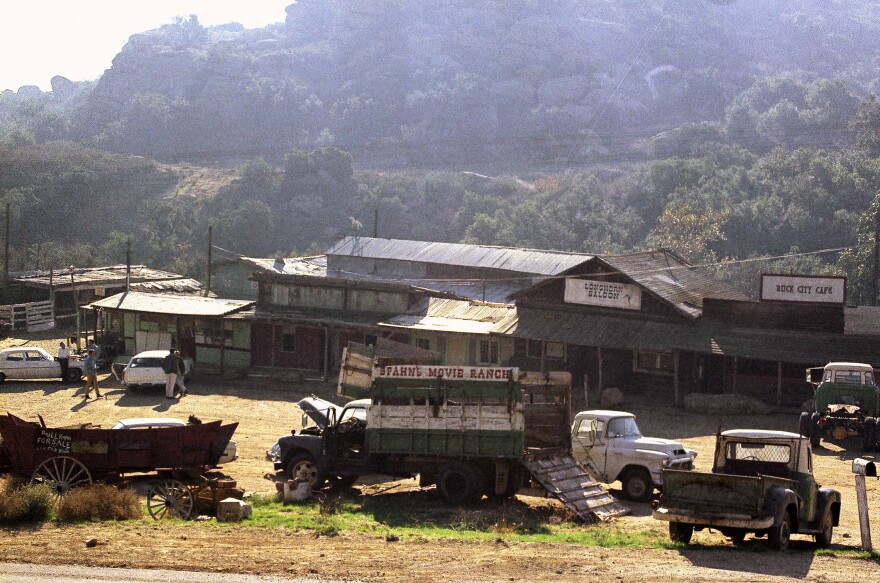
[0,480,54,524]
[56,484,142,521]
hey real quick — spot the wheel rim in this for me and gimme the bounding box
[31,456,92,497]
[291,461,318,485]
[625,473,649,500]
[147,480,194,520]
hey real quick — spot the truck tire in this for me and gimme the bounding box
[438,462,485,505]
[814,506,834,547]
[285,453,324,488]
[863,418,877,453]
[798,412,812,438]
[769,511,791,551]
[668,522,693,544]
[621,467,653,502]
[809,413,821,447]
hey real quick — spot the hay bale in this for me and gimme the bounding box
[601,387,625,408]
[683,393,770,415]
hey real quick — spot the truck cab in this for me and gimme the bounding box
[571,410,696,502]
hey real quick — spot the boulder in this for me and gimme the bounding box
[216,498,247,522]
[600,387,625,408]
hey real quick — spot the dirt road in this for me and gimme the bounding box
[0,351,878,582]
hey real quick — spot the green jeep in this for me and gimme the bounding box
[801,362,880,451]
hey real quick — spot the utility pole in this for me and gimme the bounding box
[126,239,132,292]
[4,202,9,281]
[70,265,80,351]
[205,225,212,297]
[873,205,880,306]
[373,208,379,238]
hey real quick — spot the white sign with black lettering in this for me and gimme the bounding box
[564,279,642,310]
[760,274,846,304]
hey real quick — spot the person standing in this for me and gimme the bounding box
[83,349,102,399]
[57,341,69,382]
[174,350,188,396]
[162,349,178,399]
[87,338,100,364]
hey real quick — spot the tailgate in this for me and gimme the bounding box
[661,469,765,515]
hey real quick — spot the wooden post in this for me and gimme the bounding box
[205,225,212,297]
[373,208,379,238]
[597,346,604,398]
[673,350,680,406]
[856,474,873,551]
[219,317,226,374]
[126,239,132,292]
[323,325,330,382]
[777,361,783,406]
[732,356,738,394]
[583,374,589,409]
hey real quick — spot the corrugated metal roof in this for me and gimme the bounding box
[130,278,206,295]
[380,298,518,334]
[326,237,592,276]
[239,256,327,276]
[11,265,203,292]
[599,250,748,316]
[87,292,253,317]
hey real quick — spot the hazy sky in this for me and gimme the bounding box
[1,1,293,92]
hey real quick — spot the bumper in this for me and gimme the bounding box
[652,507,773,530]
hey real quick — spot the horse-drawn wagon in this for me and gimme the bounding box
[0,412,241,519]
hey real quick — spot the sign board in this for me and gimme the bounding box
[564,278,642,310]
[374,365,519,381]
[760,274,846,305]
[95,286,106,297]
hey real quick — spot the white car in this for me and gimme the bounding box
[119,350,189,389]
[112,417,237,464]
[571,409,697,502]
[0,347,83,383]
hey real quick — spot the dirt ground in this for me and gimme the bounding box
[1,333,879,582]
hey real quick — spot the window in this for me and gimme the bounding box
[633,350,674,375]
[281,333,296,352]
[527,339,542,359]
[415,338,431,351]
[478,340,499,364]
[545,342,565,359]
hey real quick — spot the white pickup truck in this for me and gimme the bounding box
[571,409,697,501]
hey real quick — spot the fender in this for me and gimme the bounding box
[278,433,323,464]
[767,487,799,528]
[817,487,842,526]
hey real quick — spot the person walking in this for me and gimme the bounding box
[57,341,69,382]
[174,350,188,396]
[87,338,100,363]
[83,349,102,399]
[162,349,178,399]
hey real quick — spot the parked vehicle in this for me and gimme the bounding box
[652,429,840,550]
[118,350,189,389]
[571,409,696,501]
[112,417,237,464]
[0,347,82,383]
[267,345,628,521]
[801,362,880,451]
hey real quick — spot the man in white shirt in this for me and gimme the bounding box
[57,341,69,382]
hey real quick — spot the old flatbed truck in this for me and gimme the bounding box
[652,430,840,551]
[801,362,880,451]
[268,351,628,522]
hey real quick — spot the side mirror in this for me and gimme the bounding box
[852,458,877,477]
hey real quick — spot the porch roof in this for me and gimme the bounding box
[87,292,253,317]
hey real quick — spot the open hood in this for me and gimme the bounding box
[297,397,343,429]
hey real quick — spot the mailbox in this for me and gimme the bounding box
[852,458,877,477]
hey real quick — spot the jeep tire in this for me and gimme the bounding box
[285,453,324,489]
[769,511,791,551]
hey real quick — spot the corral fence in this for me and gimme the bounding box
[0,300,55,333]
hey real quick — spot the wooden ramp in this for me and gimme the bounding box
[523,453,629,523]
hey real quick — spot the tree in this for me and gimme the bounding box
[838,191,880,305]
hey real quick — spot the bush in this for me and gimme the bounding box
[56,484,142,522]
[0,479,55,524]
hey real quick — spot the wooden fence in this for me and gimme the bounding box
[0,300,55,333]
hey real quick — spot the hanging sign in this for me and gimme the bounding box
[564,279,642,310]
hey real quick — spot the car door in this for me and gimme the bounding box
[1,350,28,379]
[572,417,607,479]
[26,350,58,379]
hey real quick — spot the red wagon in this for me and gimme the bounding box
[0,412,239,519]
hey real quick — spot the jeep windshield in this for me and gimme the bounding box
[607,416,641,438]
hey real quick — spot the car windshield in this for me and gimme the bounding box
[130,357,164,368]
[606,416,641,438]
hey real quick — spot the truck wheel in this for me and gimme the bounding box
[438,462,485,505]
[669,522,693,544]
[863,418,877,453]
[621,467,653,502]
[769,511,791,551]
[809,413,821,447]
[798,412,812,438]
[814,506,834,547]
[286,453,324,488]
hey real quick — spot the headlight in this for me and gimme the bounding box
[662,456,673,467]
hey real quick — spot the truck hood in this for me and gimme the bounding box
[297,397,343,430]
[623,436,692,457]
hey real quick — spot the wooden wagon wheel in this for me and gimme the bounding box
[30,456,93,497]
[147,479,195,520]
